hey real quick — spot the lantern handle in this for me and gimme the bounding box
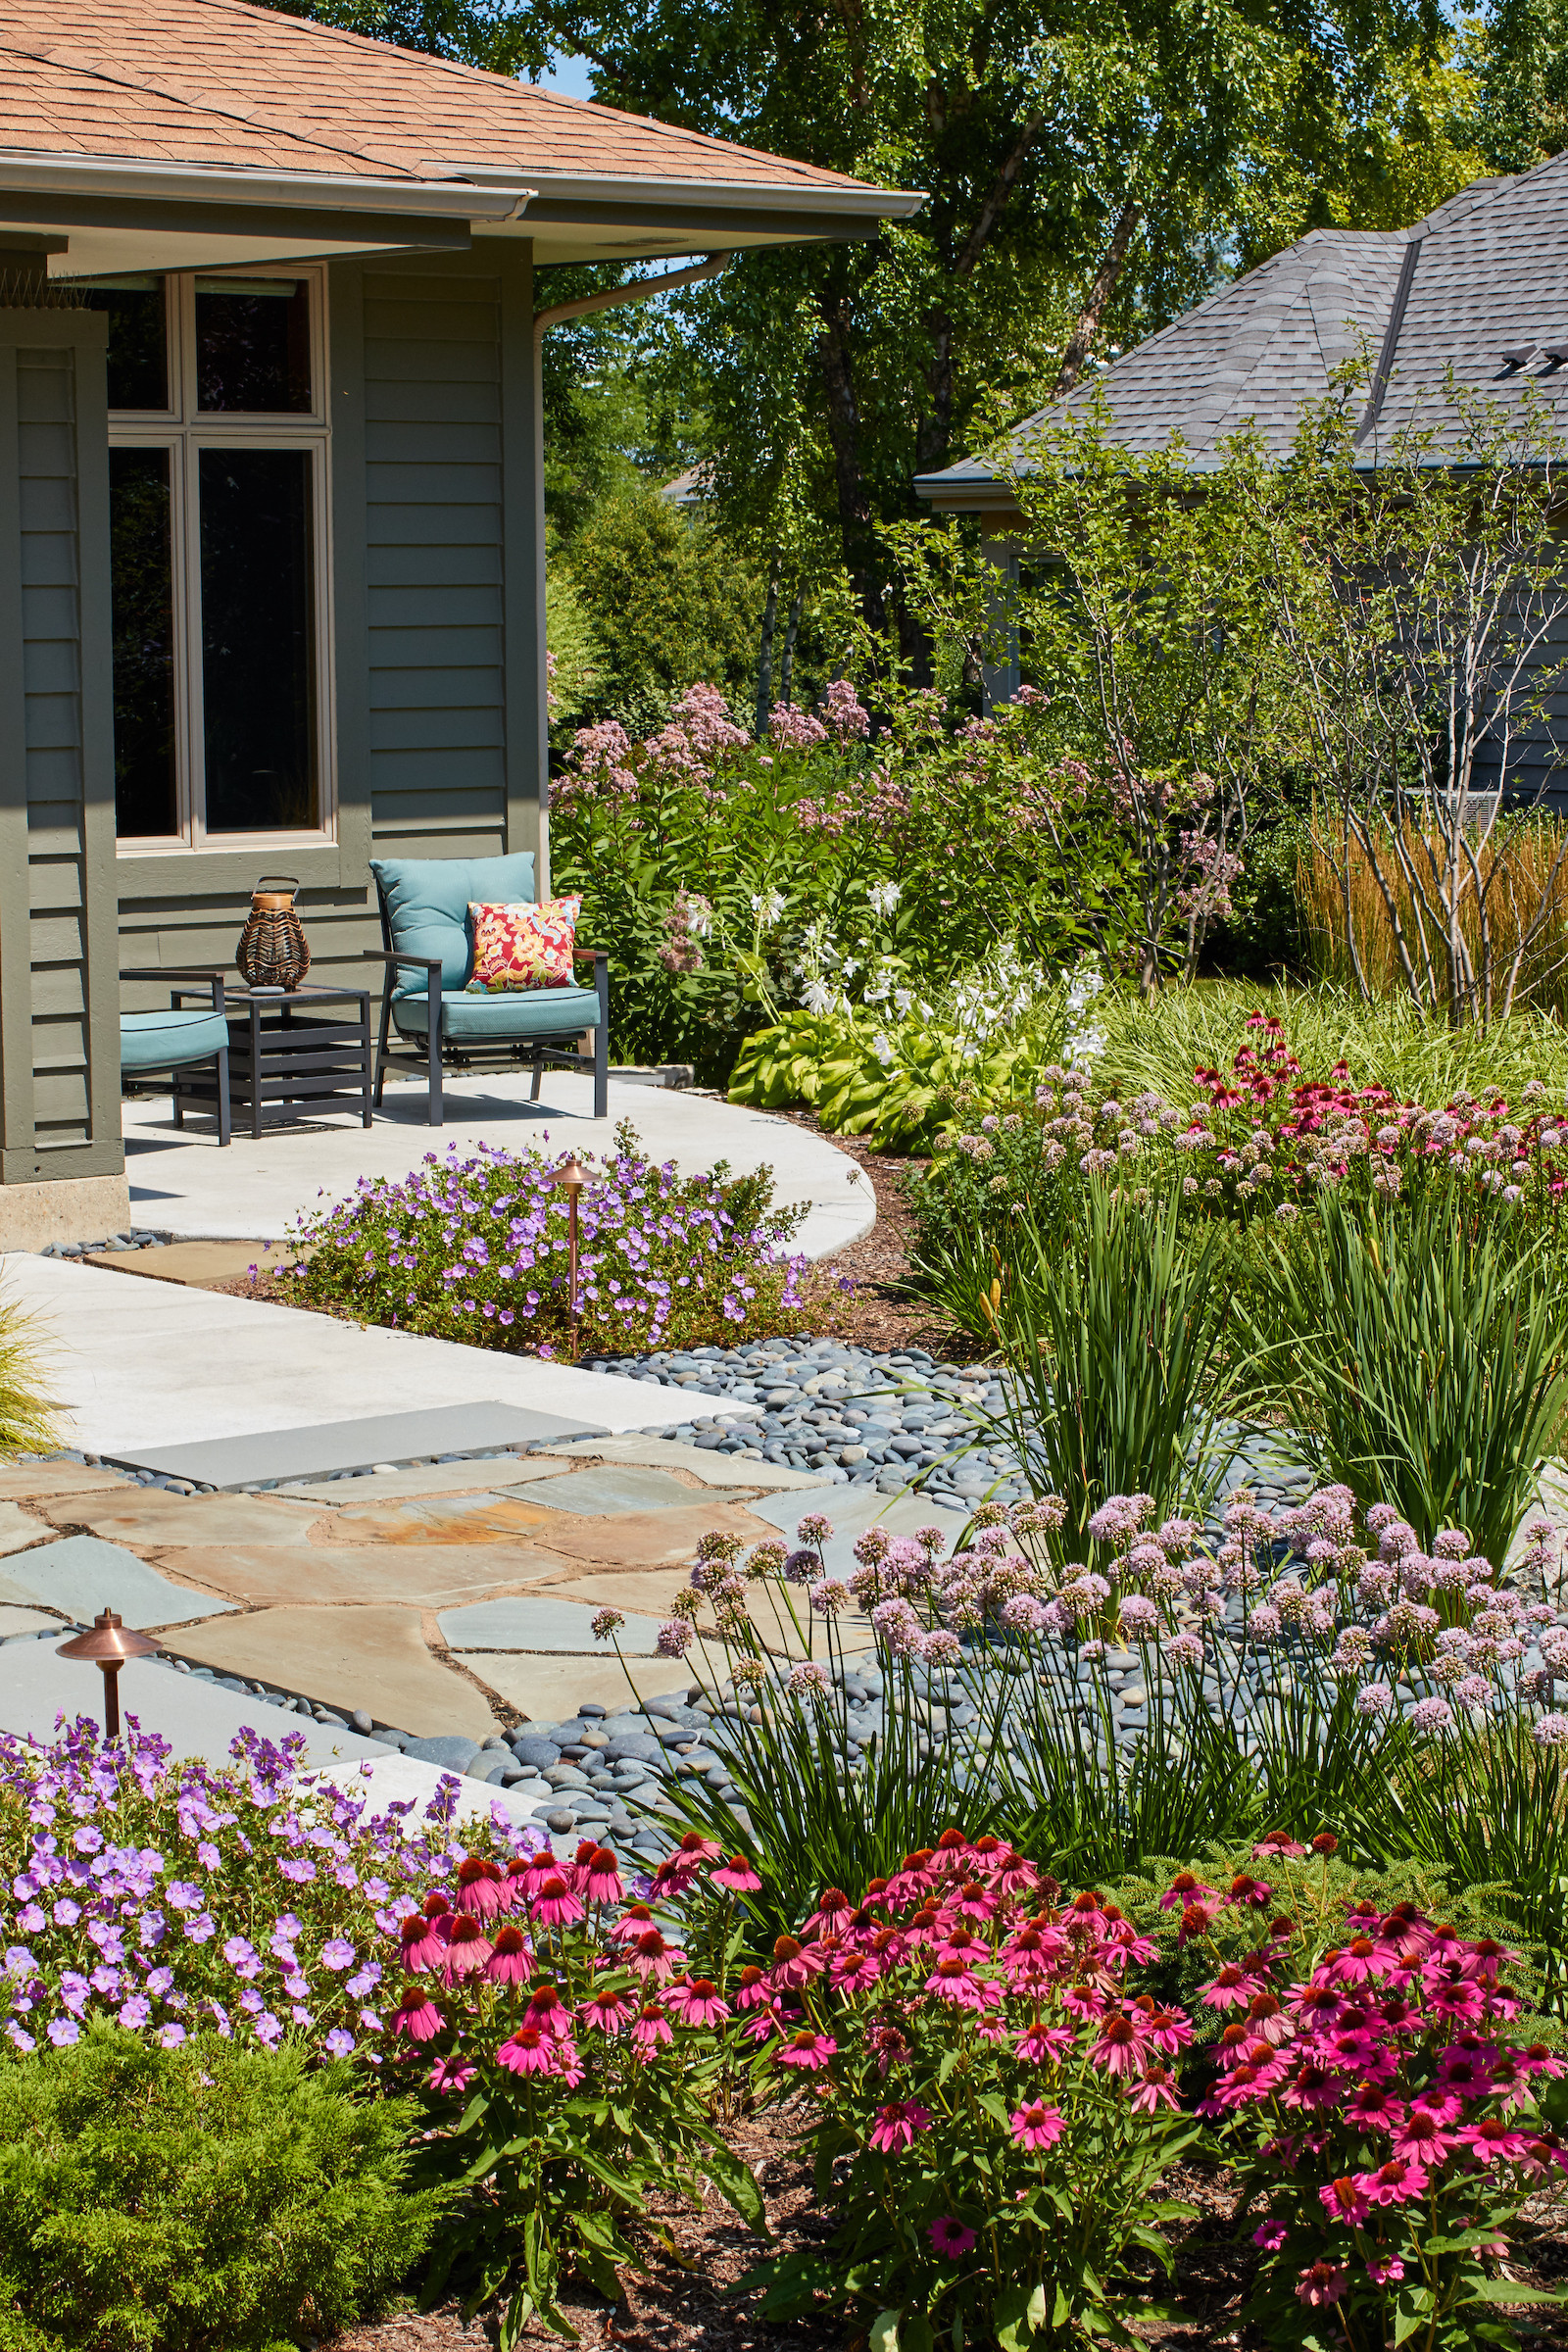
[252,874,300,895]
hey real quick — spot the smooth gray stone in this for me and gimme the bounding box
[404,1735,481,1770]
[350,1708,374,1736]
[512,1736,562,1768]
[100,1401,612,1493]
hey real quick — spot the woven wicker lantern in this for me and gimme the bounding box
[236,874,311,992]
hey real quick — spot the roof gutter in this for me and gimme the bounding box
[0,148,530,221]
[425,161,923,222]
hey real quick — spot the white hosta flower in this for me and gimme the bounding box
[871,1031,897,1069]
[802,979,839,1017]
[750,888,786,925]
[867,879,903,916]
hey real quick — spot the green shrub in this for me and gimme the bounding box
[0,2024,441,2352]
[0,1284,58,1461]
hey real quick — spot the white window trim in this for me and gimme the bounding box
[108,265,336,857]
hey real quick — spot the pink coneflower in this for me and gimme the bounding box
[1355,2156,1429,2206]
[1159,1871,1218,1914]
[427,2052,475,2094]
[928,2218,977,2258]
[1462,2118,1533,2166]
[1014,2020,1074,2066]
[454,1855,509,1917]
[524,1980,573,2039]
[802,1886,855,1937]
[530,1873,585,1928]
[580,1985,634,2034]
[1319,2176,1371,2226]
[610,1902,657,1942]
[1093,2015,1150,2078]
[390,1987,443,2041]
[1434,2051,1493,2100]
[632,2001,674,2054]
[581,1846,622,1904]
[496,2024,555,2075]
[485,1923,533,1985]
[711,1852,762,1893]
[734,1965,775,2013]
[664,1976,730,2027]
[868,2100,932,2153]
[398,1902,451,1975]
[1296,2263,1348,2308]
[441,1915,493,1982]
[1346,2082,1404,2133]
[1200,1965,1251,2011]
[766,1935,824,1992]
[627,1927,684,1983]
[1253,1833,1306,1859]
[1010,2100,1064,2151]
[830,1949,883,1992]
[505,1852,559,1903]
[1131,2063,1180,2113]
[776,2029,837,2072]
[1326,1935,1381,1984]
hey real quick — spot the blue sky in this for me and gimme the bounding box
[535,52,597,101]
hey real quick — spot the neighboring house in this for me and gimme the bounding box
[0,0,917,1244]
[658,462,711,510]
[915,157,1568,708]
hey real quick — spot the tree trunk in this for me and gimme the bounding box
[779,584,805,709]
[816,300,885,629]
[1054,197,1142,398]
[755,554,780,738]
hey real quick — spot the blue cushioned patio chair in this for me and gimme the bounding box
[119,968,231,1147]
[365,854,609,1129]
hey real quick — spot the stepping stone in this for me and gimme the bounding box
[82,1241,309,1289]
[316,1494,566,1546]
[101,1401,612,1492]
[550,1436,824,1490]
[0,1536,238,1630]
[144,1543,562,1610]
[0,1462,132,1502]
[42,1490,320,1547]
[0,1604,60,1641]
[501,1466,751,1516]
[278,1459,577,1505]
[459,1645,726,1722]
[0,1500,55,1557]
[520,1501,781,1573]
[168,1604,498,1739]
[0,1642,383,1770]
[437,1595,668,1654]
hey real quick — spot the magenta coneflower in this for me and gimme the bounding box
[530,1873,585,1928]
[1009,2100,1064,2151]
[1462,2118,1533,2166]
[1355,2156,1429,2206]
[398,1902,451,1975]
[1093,2015,1150,2078]
[1346,2082,1404,2133]
[1295,2263,1348,2309]
[390,1987,443,2041]
[765,1935,823,1992]
[928,2218,977,2258]
[632,2001,674,2054]
[485,1923,533,1985]
[1013,2021,1073,2066]
[506,1852,560,1904]
[711,1852,762,1893]
[454,1855,509,1918]
[581,1846,622,1904]
[665,1976,730,2027]
[495,2024,555,2075]
[801,1886,855,1937]
[1130,2063,1180,2112]
[830,1949,883,1993]
[1318,2176,1371,2226]
[776,2029,837,2072]
[1200,1964,1250,2011]
[868,2100,932,2153]
[441,1914,493,1982]
[611,1902,657,1942]
[627,1927,683,1984]
[427,2052,475,2094]
[581,1985,634,2034]
[734,1965,775,2013]
[524,1980,573,2039]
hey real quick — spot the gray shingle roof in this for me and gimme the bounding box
[918,152,1568,504]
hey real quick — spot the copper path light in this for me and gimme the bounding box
[554,1155,589,1361]
[56,1609,161,1739]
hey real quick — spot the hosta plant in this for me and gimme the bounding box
[736,1829,1200,2348]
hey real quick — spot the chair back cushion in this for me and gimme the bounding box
[369,854,537,993]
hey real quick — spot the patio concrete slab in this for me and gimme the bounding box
[498,1465,745,1516]
[42,1490,320,1546]
[315,1752,559,1839]
[436,1595,668,1653]
[0,1643,385,1769]
[0,1536,238,1630]
[0,1255,685,1464]
[520,1501,781,1571]
[0,1499,56,1555]
[143,1543,564,1609]
[103,1401,613,1490]
[552,1436,825,1491]
[167,1605,497,1739]
[121,1068,872,1263]
[0,1605,60,1640]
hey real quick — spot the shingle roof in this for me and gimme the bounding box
[0,0,888,197]
[919,152,1568,501]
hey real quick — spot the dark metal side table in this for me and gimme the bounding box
[172,982,373,1138]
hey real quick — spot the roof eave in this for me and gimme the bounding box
[0,147,521,220]
[425,163,925,223]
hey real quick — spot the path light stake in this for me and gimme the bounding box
[555,1155,590,1360]
[56,1609,160,1740]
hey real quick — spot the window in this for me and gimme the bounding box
[85,270,332,851]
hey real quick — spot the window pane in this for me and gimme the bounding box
[109,448,178,837]
[195,277,311,413]
[199,448,318,834]
[82,278,168,411]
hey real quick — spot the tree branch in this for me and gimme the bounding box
[953,109,1045,282]
[1054,196,1142,397]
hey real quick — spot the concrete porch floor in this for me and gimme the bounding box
[122,1067,873,1262]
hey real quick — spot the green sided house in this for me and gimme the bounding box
[0,0,917,1244]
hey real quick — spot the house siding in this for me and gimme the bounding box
[117,241,541,1006]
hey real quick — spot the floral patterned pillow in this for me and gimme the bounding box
[466,898,581,991]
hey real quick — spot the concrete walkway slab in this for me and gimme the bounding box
[0,1499,56,1556]
[278,1459,579,1505]
[107,1401,612,1490]
[122,1068,872,1263]
[0,1535,238,1630]
[0,1642,382,1769]
[0,1605,59,1641]
[0,1255,702,1462]
[498,1465,742,1517]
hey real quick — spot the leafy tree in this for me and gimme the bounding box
[564,483,765,728]
[259,0,548,72]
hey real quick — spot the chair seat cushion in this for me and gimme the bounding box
[371,852,537,993]
[120,1009,229,1075]
[392,985,601,1043]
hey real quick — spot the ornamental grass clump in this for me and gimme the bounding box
[284,1119,808,1353]
[380,1829,763,2347]
[1181,1845,1568,2348]
[737,1828,1200,2349]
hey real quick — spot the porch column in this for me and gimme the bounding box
[980,532,1021,711]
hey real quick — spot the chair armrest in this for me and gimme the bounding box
[120,966,227,982]
[570,946,611,961]
[362,950,444,971]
